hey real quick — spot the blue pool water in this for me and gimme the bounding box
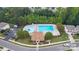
[23,24,55,33]
[38,26,54,32]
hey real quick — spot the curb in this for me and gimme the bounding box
[0,37,5,39]
[9,40,70,48]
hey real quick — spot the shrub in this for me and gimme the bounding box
[56,24,64,34]
[16,29,30,39]
[77,33,79,35]
[0,46,3,49]
[45,32,53,40]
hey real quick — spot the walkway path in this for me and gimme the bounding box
[35,24,38,32]
[64,26,77,50]
[68,33,75,43]
[64,26,75,43]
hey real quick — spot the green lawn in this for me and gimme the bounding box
[0,46,3,49]
[73,34,79,39]
[15,24,69,45]
[73,34,79,42]
[0,33,4,36]
[51,32,69,43]
[16,32,69,45]
[16,39,33,45]
[65,49,73,51]
[0,32,5,39]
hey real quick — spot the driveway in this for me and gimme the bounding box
[3,28,17,41]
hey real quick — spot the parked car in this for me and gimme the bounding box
[63,43,70,47]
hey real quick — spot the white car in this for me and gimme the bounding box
[63,43,70,47]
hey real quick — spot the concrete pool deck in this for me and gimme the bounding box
[23,24,60,36]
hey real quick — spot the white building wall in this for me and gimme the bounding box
[2,24,10,30]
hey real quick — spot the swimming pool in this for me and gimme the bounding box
[38,25,54,32]
[23,24,60,36]
[23,24,55,33]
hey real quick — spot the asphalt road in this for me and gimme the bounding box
[0,40,36,51]
[0,39,71,51]
[75,42,79,47]
[39,44,70,51]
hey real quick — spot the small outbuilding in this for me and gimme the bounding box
[0,22,10,31]
[31,32,44,42]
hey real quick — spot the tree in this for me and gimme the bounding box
[45,32,53,40]
[55,8,67,24]
[26,14,35,24]
[56,24,64,34]
[38,16,47,24]
[17,16,27,26]
[23,7,32,16]
[62,8,79,25]
[16,29,30,39]
[0,7,79,26]
[34,8,55,17]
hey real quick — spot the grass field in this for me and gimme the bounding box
[0,32,5,39]
[65,49,73,51]
[73,34,79,42]
[51,32,69,43]
[0,33,4,37]
[16,39,33,45]
[16,32,69,45]
[73,34,79,39]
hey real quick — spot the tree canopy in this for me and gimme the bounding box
[0,7,79,26]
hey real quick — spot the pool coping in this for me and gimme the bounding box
[23,24,60,36]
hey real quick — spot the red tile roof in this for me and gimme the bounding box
[31,32,44,42]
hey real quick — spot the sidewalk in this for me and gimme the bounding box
[9,40,69,48]
[64,26,75,43]
[68,33,75,43]
[72,47,79,51]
